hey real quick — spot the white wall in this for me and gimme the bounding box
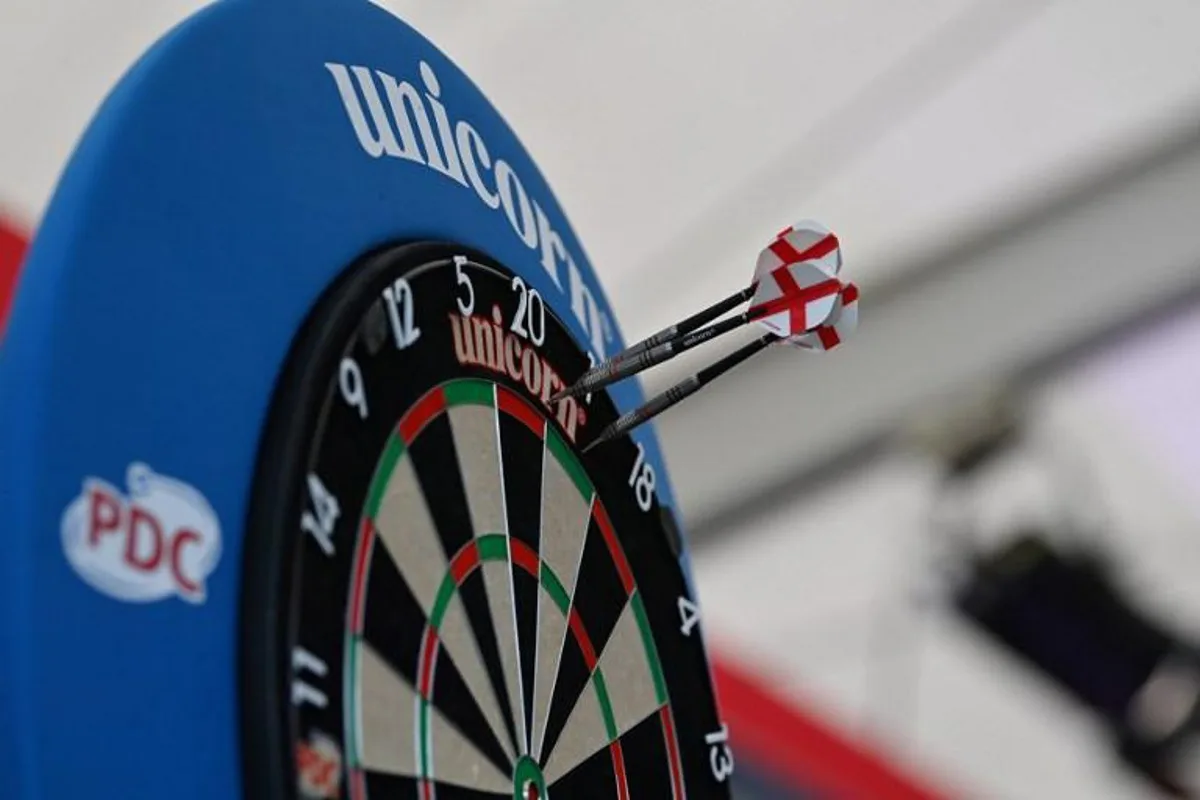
[691,304,1200,798]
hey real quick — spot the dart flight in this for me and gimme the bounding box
[574,221,859,449]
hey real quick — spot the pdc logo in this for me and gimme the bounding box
[61,462,222,604]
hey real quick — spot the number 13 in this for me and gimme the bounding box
[706,724,735,782]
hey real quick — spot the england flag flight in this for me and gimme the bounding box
[561,221,860,451]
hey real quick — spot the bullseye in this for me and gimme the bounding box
[512,752,548,799]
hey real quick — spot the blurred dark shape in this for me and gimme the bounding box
[954,533,1200,797]
[956,534,1169,720]
[928,390,1200,797]
[907,384,1022,477]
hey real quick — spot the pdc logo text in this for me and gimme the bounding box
[61,462,222,604]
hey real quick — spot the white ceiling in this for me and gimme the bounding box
[385,0,1200,338]
[5,0,1200,319]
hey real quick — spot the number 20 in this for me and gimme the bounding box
[510,276,545,346]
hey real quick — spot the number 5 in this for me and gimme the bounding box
[453,255,474,316]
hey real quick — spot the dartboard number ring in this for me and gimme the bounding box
[241,242,732,799]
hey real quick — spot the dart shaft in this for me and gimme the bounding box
[613,284,755,363]
[584,333,777,450]
[695,332,777,384]
[563,311,750,400]
[611,376,702,436]
[556,284,757,404]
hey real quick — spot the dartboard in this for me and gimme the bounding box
[242,243,731,798]
[0,1,733,798]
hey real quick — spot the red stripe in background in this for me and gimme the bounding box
[711,654,957,800]
[0,216,28,337]
[2,217,952,799]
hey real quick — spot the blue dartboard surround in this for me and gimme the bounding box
[0,1,693,796]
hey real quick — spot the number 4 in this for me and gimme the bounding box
[678,596,701,636]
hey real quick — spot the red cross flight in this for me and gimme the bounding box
[552,221,859,451]
[745,221,843,338]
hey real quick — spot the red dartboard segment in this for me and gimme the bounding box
[348,768,367,800]
[417,625,439,700]
[348,520,375,635]
[416,624,440,800]
[610,740,631,800]
[568,609,599,671]
[509,537,540,578]
[660,705,686,800]
[593,501,635,596]
[496,384,546,436]
[448,540,480,585]
[399,386,448,444]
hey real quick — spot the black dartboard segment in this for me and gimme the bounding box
[241,242,732,800]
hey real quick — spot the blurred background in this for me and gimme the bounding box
[6,1,1200,797]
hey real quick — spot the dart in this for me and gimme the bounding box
[555,220,846,402]
[566,283,758,391]
[575,220,859,449]
[582,278,859,450]
[552,291,770,403]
